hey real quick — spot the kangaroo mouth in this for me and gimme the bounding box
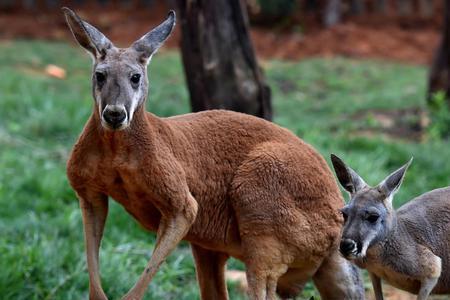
[100,104,130,131]
[340,239,363,259]
[344,250,361,260]
[101,119,129,131]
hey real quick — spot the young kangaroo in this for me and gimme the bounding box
[331,154,450,300]
[63,7,364,300]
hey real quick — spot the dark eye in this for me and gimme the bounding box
[95,72,106,85]
[366,214,379,224]
[130,74,141,85]
[341,211,348,223]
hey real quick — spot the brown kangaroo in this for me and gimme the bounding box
[63,7,364,300]
[331,154,450,300]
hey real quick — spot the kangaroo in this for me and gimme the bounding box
[331,154,450,300]
[63,7,364,300]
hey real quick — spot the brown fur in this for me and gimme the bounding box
[68,107,349,296]
[64,8,364,300]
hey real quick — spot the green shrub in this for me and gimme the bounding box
[428,91,450,139]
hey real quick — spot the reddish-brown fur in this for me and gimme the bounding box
[64,7,363,300]
[68,106,358,299]
[69,106,342,254]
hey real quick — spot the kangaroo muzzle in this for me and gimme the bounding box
[102,105,128,130]
[340,238,359,258]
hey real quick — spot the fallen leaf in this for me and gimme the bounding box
[45,64,66,79]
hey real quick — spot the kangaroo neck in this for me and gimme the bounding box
[364,211,401,263]
[375,212,414,263]
[91,104,164,154]
[378,210,400,244]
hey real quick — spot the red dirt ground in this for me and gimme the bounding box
[251,23,439,64]
[0,3,442,65]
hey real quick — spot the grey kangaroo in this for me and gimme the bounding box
[330,154,450,300]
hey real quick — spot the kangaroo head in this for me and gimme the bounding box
[330,154,412,259]
[63,7,175,130]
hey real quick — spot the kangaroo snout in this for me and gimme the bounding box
[340,239,359,258]
[102,105,127,129]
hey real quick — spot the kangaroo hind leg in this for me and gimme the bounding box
[191,244,229,300]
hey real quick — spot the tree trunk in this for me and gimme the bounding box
[376,0,387,14]
[176,0,272,120]
[351,0,365,15]
[418,0,433,17]
[324,0,341,27]
[427,0,450,104]
[397,0,412,15]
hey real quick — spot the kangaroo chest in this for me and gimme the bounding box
[75,149,242,255]
[68,115,254,258]
[106,158,163,231]
[70,147,163,232]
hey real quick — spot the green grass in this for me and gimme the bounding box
[1,40,450,299]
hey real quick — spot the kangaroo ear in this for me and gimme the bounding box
[330,154,367,195]
[378,158,413,201]
[131,10,176,64]
[62,7,113,59]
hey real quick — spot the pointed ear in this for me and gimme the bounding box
[330,154,367,194]
[131,10,176,64]
[378,158,413,200]
[62,7,113,59]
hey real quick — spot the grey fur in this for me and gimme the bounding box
[62,7,174,130]
[132,10,176,62]
[62,7,113,58]
[378,158,412,199]
[331,154,367,194]
[331,154,450,300]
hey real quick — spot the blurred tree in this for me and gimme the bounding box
[397,0,412,15]
[418,0,433,17]
[376,0,387,13]
[324,0,341,27]
[257,0,294,15]
[427,0,450,105]
[350,0,364,14]
[176,0,272,120]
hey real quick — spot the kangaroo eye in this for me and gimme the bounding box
[341,211,348,223]
[95,72,106,85]
[366,214,379,224]
[130,74,141,85]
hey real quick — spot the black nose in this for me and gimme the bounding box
[340,239,357,256]
[102,106,127,128]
